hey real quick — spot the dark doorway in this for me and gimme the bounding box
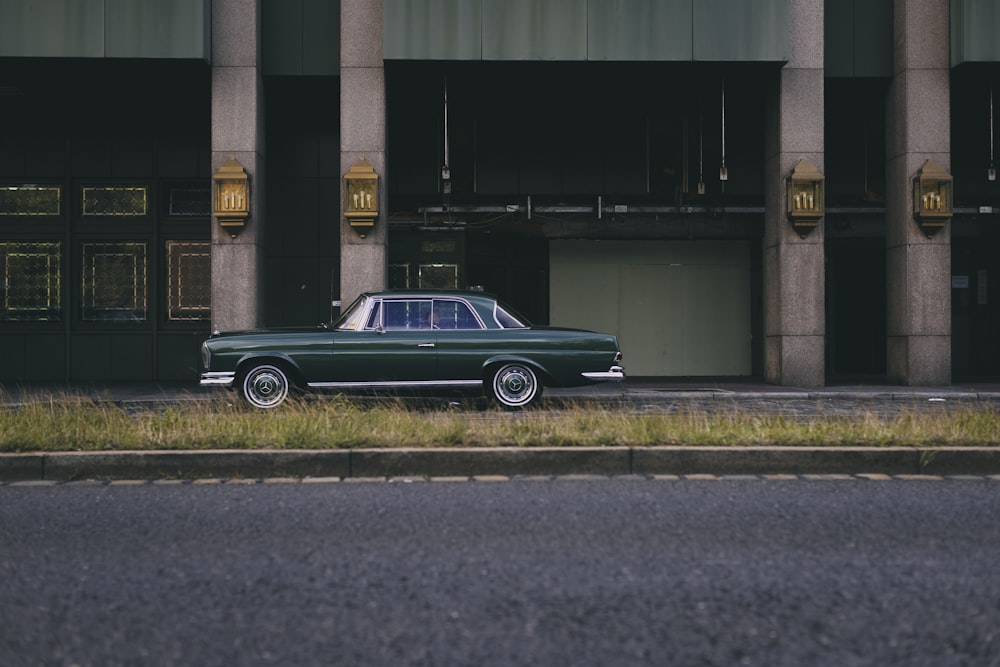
[952,233,1000,379]
[263,77,341,327]
[826,239,886,379]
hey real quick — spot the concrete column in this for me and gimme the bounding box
[210,0,265,331]
[339,0,386,307]
[763,0,825,387]
[885,0,951,385]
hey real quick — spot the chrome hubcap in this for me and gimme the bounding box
[244,366,288,408]
[494,365,536,406]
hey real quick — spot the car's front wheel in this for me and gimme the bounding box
[240,363,291,409]
[488,362,541,409]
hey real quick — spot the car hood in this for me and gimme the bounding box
[208,325,328,339]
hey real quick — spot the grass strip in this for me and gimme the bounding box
[2,394,999,452]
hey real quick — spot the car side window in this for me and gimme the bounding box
[384,300,433,329]
[433,299,482,330]
[364,302,381,330]
[495,304,527,328]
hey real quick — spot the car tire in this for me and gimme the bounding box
[488,362,541,409]
[240,363,291,409]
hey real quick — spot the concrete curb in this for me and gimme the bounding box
[3,446,1000,482]
[620,390,1000,402]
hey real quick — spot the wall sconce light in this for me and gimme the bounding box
[212,157,250,237]
[786,159,825,237]
[912,159,953,236]
[344,157,379,238]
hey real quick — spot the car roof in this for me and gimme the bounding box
[363,289,494,301]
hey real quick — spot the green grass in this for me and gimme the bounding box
[2,393,999,452]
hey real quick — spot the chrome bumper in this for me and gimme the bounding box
[200,371,236,388]
[582,365,625,381]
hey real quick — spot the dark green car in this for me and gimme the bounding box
[201,290,624,409]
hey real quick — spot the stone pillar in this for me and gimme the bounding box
[339,0,386,307]
[763,0,825,387]
[885,0,951,385]
[210,0,265,331]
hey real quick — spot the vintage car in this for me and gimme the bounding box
[201,289,624,409]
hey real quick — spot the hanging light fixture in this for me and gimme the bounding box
[719,77,728,186]
[698,100,705,195]
[989,81,996,181]
[442,76,452,194]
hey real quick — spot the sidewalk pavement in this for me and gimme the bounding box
[3,379,1000,483]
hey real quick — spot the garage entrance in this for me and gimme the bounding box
[549,240,752,377]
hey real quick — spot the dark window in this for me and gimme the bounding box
[384,300,433,329]
[0,241,62,321]
[433,299,481,329]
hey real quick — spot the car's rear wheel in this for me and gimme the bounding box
[488,362,541,409]
[240,363,291,409]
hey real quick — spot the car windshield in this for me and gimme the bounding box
[333,295,370,330]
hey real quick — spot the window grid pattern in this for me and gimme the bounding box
[419,263,458,289]
[81,242,147,322]
[82,187,148,217]
[0,186,61,216]
[166,241,211,321]
[168,187,211,217]
[0,242,62,321]
[383,300,432,329]
[388,263,410,288]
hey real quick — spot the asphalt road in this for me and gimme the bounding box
[2,478,999,666]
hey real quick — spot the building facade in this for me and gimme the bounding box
[1,0,998,385]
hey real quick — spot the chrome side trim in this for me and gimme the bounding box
[200,371,236,387]
[308,379,482,390]
[581,366,625,381]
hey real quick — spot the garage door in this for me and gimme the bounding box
[550,240,751,376]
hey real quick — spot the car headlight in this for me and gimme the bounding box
[201,342,211,369]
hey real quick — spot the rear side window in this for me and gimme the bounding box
[495,304,527,328]
[433,300,482,329]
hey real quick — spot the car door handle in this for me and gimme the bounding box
[418,343,435,348]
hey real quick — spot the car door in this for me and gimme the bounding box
[330,298,438,384]
[432,298,492,382]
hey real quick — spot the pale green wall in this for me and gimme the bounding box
[482,0,587,60]
[952,0,1000,64]
[550,240,752,376]
[0,0,209,59]
[382,0,481,60]
[587,0,692,61]
[384,0,787,62]
[691,0,786,62]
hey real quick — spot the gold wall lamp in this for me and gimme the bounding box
[344,157,379,237]
[786,159,825,237]
[213,157,250,237]
[913,159,953,237]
